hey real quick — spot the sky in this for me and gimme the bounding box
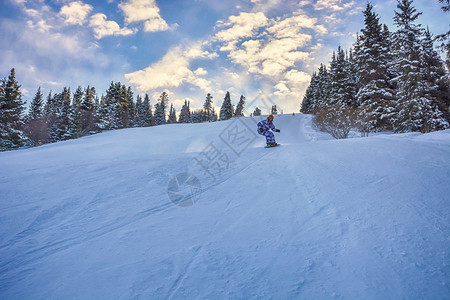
[0,0,448,114]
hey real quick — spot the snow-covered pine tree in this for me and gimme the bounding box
[43,90,58,142]
[24,87,48,146]
[314,64,331,108]
[104,82,121,130]
[354,3,395,134]
[95,95,109,131]
[135,95,143,127]
[79,86,97,134]
[154,92,168,125]
[0,68,27,150]
[329,47,354,104]
[235,95,246,116]
[420,27,450,127]
[117,83,129,128]
[43,90,55,115]
[48,87,71,142]
[436,0,450,70]
[271,105,278,115]
[346,49,359,107]
[211,108,218,122]
[179,100,191,123]
[168,104,177,124]
[28,87,44,120]
[203,93,213,122]
[73,86,83,110]
[391,0,447,132]
[190,109,204,123]
[253,107,262,116]
[80,86,95,111]
[300,72,317,113]
[301,63,332,115]
[127,86,135,127]
[142,94,153,126]
[323,46,356,138]
[220,91,233,120]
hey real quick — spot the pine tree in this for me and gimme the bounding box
[421,27,450,126]
[168,104,177,124]
[135,95,143,127]
[179,99,191,123]
[73,86,84,109]
[80,86,95,111]
[203,93,213,122]
[127,86,135,127]
[154,91,168,125]
[104,82,121,129]
[436,0,450,70]
[46,88,65,142]
[354,3,395,134]
[117,83,129,128]
[210,107,218,122]
[391,0,447,132]
[0,68,27,150]
[24,87,48,146]
[219,91,233,120]
[190,109,204,123]
[28,87,44,120]
[44,90,56,115]
[79,86,97,134]
[301,64,332,115]
[329,47,354,104]
[96,95,109,130]
[235,95,246,116]
[301,72,317,113]
[271,105,278,115]
[253,107,262,116]
[314,64,331,110]
[142,94,153,126]
[346,49,359,107]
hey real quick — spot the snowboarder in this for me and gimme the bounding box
[257,115,280,147]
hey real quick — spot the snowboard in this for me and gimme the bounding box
[264,143,280,148]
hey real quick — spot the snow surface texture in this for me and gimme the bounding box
[1,114,449,299]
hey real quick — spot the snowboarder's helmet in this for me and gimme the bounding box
[268,115,274,122]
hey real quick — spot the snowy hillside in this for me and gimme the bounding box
[1,114,449,299]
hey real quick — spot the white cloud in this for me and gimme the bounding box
[60,1,93,26]
[267,10,327,36]
[194,68,208,76]
[314,0,356,11]
[125,45,215,93]
[215,9,324,78]
[250,0,283,12]
[0,2,114,97]
[185,44,219,59]
[26,19,51,33]
[215,12,269,51]
[89,13,136,39]
[119,0,172,32]
[298,0,313,6]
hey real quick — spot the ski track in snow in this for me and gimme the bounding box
[0,114,449,299]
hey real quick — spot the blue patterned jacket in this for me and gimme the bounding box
[257,119,275,133]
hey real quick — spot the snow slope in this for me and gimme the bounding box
[1,114,449,299]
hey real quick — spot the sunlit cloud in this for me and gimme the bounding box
[214,9,325,79]
[60,1,93,26]
[214,12,269,51]
[125,44,216,93]
[119,0,175,32]
[89,13,136,39]
[314,0,356,11]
